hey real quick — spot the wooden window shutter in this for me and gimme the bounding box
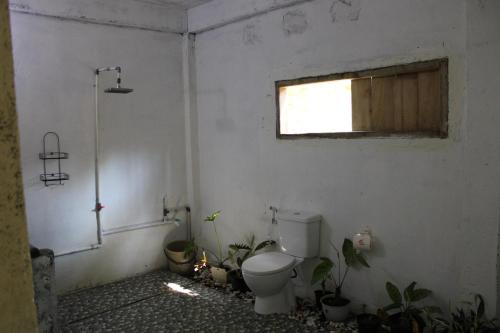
[351,78,371,131]
[351,69,442,133]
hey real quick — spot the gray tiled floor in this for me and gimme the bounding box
[58,270,324,332]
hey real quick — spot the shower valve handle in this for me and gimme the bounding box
[93,203,105,212]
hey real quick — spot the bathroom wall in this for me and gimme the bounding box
[10,0,189,292]
[190,0,500,314]
[463,0,500,318]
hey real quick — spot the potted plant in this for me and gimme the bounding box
[203,211,231,284]
[379,281,438,333]
[227,235,276,292]
[164,239,196,275]
[426,294,498,333]
[356,305,382,333]
[311,238,370,322]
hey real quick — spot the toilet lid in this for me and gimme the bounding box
[242,252,295,276]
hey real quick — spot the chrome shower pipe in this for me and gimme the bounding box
[55,67,131,257]
[92,66,126,246]
[96,66,122,88]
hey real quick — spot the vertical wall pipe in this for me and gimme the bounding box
[94,72,103,245]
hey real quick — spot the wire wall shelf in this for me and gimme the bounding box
[39,132,69,186]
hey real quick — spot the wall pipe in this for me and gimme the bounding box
[103,219,179,236]
[55,205,191,257]
[94,69,103,246]
[55,244,101,258]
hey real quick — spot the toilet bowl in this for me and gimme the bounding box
[242,252,301,314]
[242,209,321,315]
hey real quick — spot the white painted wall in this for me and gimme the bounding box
[463,0,500,318]
[190,0,499,314]
[11,2,188,292]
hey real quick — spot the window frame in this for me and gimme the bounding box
[275,58,449,139]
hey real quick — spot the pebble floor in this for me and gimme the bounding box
[58,269,324,332]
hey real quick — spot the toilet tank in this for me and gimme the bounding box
[277,210,321,258]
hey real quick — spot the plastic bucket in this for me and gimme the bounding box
[164,240,195,275]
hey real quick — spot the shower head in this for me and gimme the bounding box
[104,87,134,94]
[96,66,133,94]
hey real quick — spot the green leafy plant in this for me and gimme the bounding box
[311,238,369,298]
[427,294,497,333]
[380,281,439,332]
[228,235,276,273]
[183,238,197,259]
[203,210,230,268]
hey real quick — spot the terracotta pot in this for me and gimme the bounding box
[164,240,195,276]
[210,266,228,284]
[320,294,350,322]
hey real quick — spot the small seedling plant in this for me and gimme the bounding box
[203,211,230,268]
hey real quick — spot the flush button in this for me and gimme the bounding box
[294,212,300,215]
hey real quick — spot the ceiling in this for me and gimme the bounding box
[133,0,213,9]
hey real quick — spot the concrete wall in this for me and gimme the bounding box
[10,0,186,33]
[0,1,38,330]
[10,0,188,292]
[190,0,499,313]
[463,0,500,318]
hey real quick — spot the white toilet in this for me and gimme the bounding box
[242,210,321,314]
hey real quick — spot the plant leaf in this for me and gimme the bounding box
[411,288,432,302]
[236,257,243,268]
[342,239,356,267]
[255,240,275,252]
[475,294,485,319]
[383,303,402,312]
[311,258,334,285]
[355,252,370,268]
[386,281,402,304]
[423,306,442,314]
[204,210,221,222]
[404,281,417,302]
[229,243,251,251]
[183,239,197,259]
[246,234,255,248]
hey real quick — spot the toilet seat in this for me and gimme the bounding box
[242,252,295,276]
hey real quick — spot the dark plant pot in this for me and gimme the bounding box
[357,313,381,333]
[227,270,250,292]
[314,290,333,308]
[321,294,351,322]
[388,313,413,333]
